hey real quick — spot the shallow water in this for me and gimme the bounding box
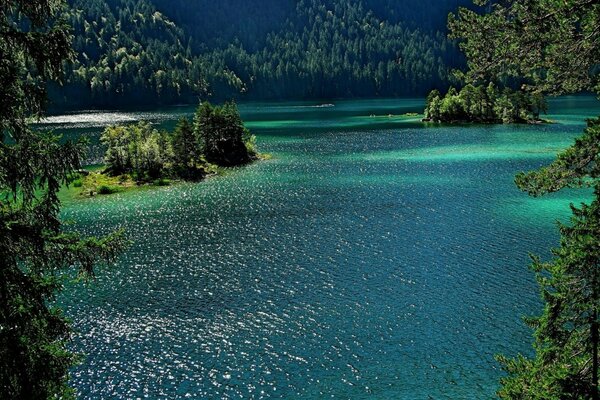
[55,96,599,399]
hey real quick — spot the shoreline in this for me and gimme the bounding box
[60,154,271,203]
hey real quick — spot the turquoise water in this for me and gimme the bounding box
[53,96,599,399]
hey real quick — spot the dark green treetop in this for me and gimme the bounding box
[172,118,199,170]
[449,0,600,95]
[193,101,255,166]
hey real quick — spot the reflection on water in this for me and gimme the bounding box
[57,96,599,399]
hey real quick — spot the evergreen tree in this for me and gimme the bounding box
[448,0,600,398]
[193,101,254,166]
[500,118,600,399]
[194,101,215,157]
[172,118,199,170]
[0,1,127,398]
[171,117,206,180]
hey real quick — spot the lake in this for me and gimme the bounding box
[48,96,599,399]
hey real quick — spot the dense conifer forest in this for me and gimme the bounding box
[50,0,471,107]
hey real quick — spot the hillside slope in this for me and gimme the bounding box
[52,0,470,107]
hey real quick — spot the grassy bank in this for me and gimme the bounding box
[59,154,271,203]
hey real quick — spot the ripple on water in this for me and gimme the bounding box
[58,97,600,399]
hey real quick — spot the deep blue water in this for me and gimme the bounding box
[53,96,600,399]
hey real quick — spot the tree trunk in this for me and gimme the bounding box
[593,297,599,400]
[591,191,599,400]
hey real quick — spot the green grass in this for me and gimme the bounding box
[81,172,135,196]
[58,169,136,202]
[58,157,262,203]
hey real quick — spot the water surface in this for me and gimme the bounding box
[55,96,600,399]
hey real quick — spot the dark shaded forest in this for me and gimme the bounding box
[50,0,472,108]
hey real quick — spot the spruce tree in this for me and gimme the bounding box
[172,118,198,170]
[0,1,127,398]
[447,1,600,398]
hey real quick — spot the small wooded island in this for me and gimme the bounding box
[423,83,548,124]
[76,101,260,196]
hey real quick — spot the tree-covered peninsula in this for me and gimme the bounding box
[78,102,258,196]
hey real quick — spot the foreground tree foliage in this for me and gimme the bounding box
[424,84,547,124]
[449,0,600,96]
[0,1,127,398]
[499,119,600,400]
[101,101,256,183]
[450,0,600,398]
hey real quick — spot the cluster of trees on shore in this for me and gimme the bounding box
[52,0,468,107]
[424,84,547,124]
[101,102,256,182]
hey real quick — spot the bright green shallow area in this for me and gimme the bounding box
[48,96,599,399]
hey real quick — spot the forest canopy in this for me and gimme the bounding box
[50,0,472,107]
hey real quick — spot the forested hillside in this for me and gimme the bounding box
[150,0,469,49]
[51,0,206,107]
[51,0,471,107]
